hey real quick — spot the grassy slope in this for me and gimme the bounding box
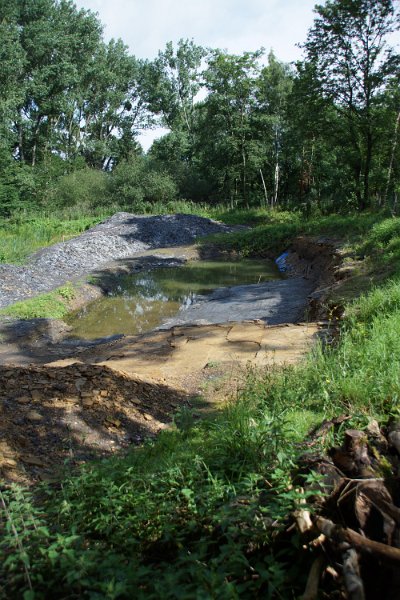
[2,209,400,598]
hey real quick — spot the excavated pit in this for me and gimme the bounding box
[0,219,343,482]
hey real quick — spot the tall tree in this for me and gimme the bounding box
[255,52,293,206]
[301,0,399,209]
[143,39,206,133]
[197,50,264,205]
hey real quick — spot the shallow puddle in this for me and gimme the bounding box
[67,258,280,339]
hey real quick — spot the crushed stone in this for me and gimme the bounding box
[0,213,236,308]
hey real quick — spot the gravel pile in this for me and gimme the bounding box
[0,213,234,308]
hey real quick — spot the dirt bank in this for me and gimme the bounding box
[0,225,344,483]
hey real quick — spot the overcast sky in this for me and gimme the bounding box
[74,0,318,62]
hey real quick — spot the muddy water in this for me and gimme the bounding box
[66,258,280,339]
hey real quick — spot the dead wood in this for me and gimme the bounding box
[342,547,365,600]
[305,414,351,447]
[314,516,400,565]
[388,419,400,455]
[301,554,326,600]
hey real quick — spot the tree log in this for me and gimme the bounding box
[314,516,400,564]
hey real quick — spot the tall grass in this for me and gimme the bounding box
[0,216,103,264]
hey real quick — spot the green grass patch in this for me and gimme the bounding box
[0,284,75,319]
[204,211,385,256]
[0,216,104,264]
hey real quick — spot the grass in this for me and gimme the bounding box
[0,284,75,319]
[0,216,104,264]
[0,201,220,265]
[2,207,400,597]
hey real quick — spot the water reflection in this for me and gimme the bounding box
[67,258,280,339]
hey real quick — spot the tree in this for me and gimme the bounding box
[301,0,400,209]
[143,39,206,134]
[255,52,293,206]
[197,50,264,205]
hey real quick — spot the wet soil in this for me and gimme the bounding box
[0,222,342,483]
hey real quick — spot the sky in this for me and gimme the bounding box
[75,0,321,150]
[73,0,320,149]
[73,0,318,63]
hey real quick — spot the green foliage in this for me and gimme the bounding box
[0,283,75,319]
[205,211,381,256]
[0,215,103,264]
[0,396,306,598]
[47,168,108,210]
[108,155,178,210]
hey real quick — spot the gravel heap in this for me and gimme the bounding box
[0,213,234,308]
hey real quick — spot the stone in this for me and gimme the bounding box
[74,378,87,390]
[105,417,121,428]
[21,455,46,467]
[16,396,31,405]
[26,410,43,422]
[82,398,94,408]
[100,390,109,397]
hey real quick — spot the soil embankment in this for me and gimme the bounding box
[0,216,341,482]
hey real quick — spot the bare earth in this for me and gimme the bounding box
[0,219,337,483]
[0,320,320,483]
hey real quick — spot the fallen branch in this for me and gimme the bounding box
[314,516,400,564]
[301,554,326,600]
[342,546,365,600]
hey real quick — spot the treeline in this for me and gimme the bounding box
[0,0,399,217]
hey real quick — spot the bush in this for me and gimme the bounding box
[142,170,177,204]
[48,168,108,210]
[108,156,178,210]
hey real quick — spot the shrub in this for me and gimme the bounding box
[48,168,108,210]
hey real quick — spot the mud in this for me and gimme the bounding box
[0,224,342,483]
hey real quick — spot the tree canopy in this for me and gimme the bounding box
[0,0,398,216]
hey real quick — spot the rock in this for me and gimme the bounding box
[75,378,87,390]
[26,410,43,422]
[104,417,121,428]
[21,455,47,467]
[1,457,18,467]
[16,395,31,404]
[81,398,94,407]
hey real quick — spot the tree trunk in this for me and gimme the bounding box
[384,109,400,207]
[31,115,43,167]
[363,129,372,209]
[259,169,268,207]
